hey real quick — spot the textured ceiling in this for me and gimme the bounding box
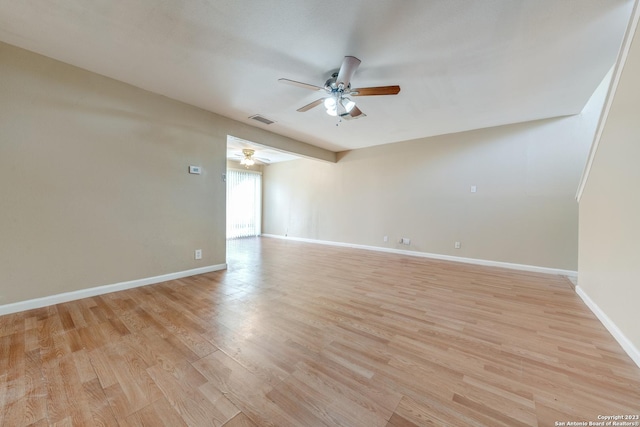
[0,1,634,152]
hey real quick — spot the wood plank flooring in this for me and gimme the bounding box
[1,236,639,426]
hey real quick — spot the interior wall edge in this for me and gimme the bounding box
[0,263,227,317]
[260,234,578,278]
[576,285,640,368]
[576,0,640,202]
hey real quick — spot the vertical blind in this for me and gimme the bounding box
[226,169,262,238]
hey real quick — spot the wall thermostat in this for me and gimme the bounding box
[189,165,201,175]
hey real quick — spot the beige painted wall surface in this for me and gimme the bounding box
[0,42,315,306]
[263,74,610,270]
[578,27,640,349]
[0,42,225,304]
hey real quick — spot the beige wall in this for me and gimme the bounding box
[0,42,319,306]
[578,25,640,351]
[263,74,610,271]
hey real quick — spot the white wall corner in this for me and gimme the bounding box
[576,285,640,368]
[0,264,227,316]
[576,0,640,202]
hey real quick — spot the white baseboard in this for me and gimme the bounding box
[576,286,640,368]
[261,234,577,278]
[0,264,227,316]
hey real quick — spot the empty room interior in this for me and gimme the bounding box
[1,1,640,426]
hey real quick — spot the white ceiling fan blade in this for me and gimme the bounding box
[278,78,325,92]
[297,98,325,112]
[342,105,366,120]
[336,56,361,89]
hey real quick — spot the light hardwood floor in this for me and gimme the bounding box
[1,236,639,426]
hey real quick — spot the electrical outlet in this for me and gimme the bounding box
[401,238,411,245]
[195,249,202,260]
[455,241,461,249]
[383,236,388,242]
[471,185,477,193]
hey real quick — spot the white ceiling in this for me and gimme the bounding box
[0,1,634,152]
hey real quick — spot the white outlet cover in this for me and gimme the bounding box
[195,249,202,260]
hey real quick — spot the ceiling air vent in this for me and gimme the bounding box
[249,114,275,125]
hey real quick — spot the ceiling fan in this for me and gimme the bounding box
[234,149,270,167]
[279,56,400,120]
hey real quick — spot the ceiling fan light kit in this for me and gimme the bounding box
[324,95,356,117]
[240,149,256,167]
[279,56,400,121]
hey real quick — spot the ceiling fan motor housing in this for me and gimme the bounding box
[325,74,351,94]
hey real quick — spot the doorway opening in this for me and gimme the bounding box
[226,168,261,239]
[226,135,300,242]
